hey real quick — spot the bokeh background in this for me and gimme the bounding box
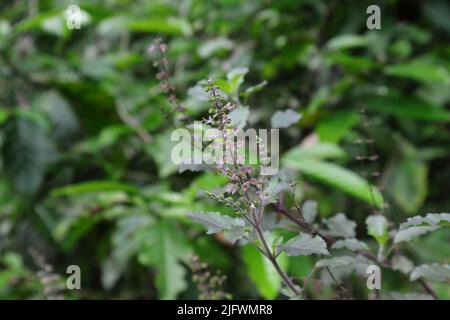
[0,0,449,299]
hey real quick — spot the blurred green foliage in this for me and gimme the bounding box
[0,0,449,299]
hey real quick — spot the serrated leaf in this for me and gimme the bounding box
[228,106,249,129]
[301,200,317,224]
[391,255,414,274]
[223,223,246,244]
[394,213,450,244]
[410,264,450,282]
[394,226,438,244]
[324,213,356,238]
[331,239,369,252]
[316,255,372,277]
[102,215,153,289]
[400,213,450,229]
[271,109,302,128]
[188,211,244,235]
[282,159,384,207]
[261,179,290,206]
[315,255,356,268]
[137,220,189,299]
[283,233,329,256]
[366,215,389,246]
[187,85,209,101]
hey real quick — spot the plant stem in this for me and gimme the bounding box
[254,225,301,296]
[418,279,439,300]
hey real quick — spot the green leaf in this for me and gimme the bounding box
[15,9,61,33]
[138,219,189,299]
[97,16,127,37]
[1,117,56,193]
[391,255,414,274]
[2,252,23,270]
[288,256,313,279]
[213,79,231,94]
[365,96,450,122]
[315,255,356,268]
[317,111,359,143]
[0,108,9,125]
[331,239,369,252]
[242,245,287,299]
[261,179,290,206]
[323,213,357,238]
[366,215,389,246]
[243,81,268,101]
[325,34,368,51]
[394,226,438,244]
[301,200,317,224]
[145,129,179,178]
[188,211,244,234]
[80,125,133,152]
[0,20,11,50]
[0,270,19,291]
[394,213,450,243]
[410,264,450,282]
[39,9,90,38]
[187,85,209,101]
[198,37,233,58]
[53,214,104,250]
[399,213,450,229]
[223,224,246,244]
[51,180,138,196]
[228,106,249,129]
[385,60,450,84]
[37,91,79,139]
[315,256,372,277]
[283,143,346,161]
[102,214,153,289]
[424,0,450,33]
[226,67,248,100]
[41,15,66,37]
[127,17,192,36]
[282,233,329,256]
[283,159,384,207]
[271,109,302,128]
[391,157,428,214]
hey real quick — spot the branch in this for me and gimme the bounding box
[273,200,440,300]
[0,50,48,89]
[417,279,439,300]
[116,104,152,144]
